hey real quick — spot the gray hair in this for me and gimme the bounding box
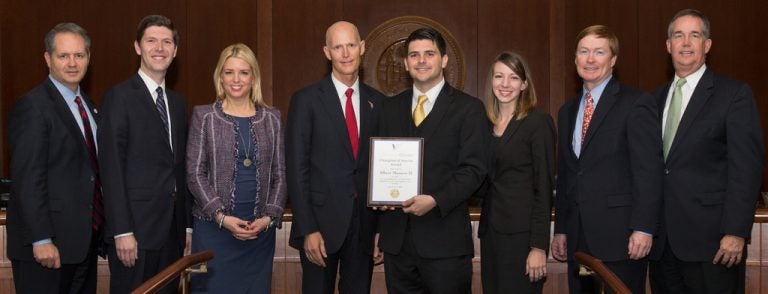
[44,22,91,54]
[667,9,711,39]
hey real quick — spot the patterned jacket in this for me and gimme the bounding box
[186,101,286,223]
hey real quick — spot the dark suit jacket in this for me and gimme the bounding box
[7,78,98,264]
[554,77,663,262]
[477,110,555,251]
[286,76,383,254]
[98,74,190,250]
[650,68,764,262]
[378,83,489,258]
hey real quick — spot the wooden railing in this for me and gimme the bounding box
[131,250,214,294]
[574,251,632,294]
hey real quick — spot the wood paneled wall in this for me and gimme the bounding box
[1,1,767,182]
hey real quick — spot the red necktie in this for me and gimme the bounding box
[581,91,594,148]
[344,88,359,159]
[75,96,104,232]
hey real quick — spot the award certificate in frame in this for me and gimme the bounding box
[367,137,423,206]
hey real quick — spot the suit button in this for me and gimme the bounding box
[664,169,670,175]
[90,176,95,181]
[577,170,583,176]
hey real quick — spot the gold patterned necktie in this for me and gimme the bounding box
[413,94,428,127]
[663,78,687,159]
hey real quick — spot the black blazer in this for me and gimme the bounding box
[98,74,190,250]
[554,77,663,262]
[378,83,489,258]
[649,68,764,262]
[286,76,383,254]
[477,110,555,251]
[7,78,99,264]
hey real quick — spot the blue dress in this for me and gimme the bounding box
[191,116,275,294]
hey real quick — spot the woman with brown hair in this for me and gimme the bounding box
[478,51,556,293]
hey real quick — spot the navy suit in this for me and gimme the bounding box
[8,78,101,293]
[286,76,382,293]
[98,74,190,294]
[554,77,663,293]
[649,68,764,293]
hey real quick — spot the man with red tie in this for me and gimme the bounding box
[551,25,663,293]
[8,22,103,294]
[286,21,384,293]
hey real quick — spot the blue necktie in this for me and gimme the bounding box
[155,86,169,135]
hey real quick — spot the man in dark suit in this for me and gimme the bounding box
[649,9,764,294]
[376,27,489,293]
[286,21,383,294]
[98,15,191,294]
[550,25,663,293]
[8,22,103,294]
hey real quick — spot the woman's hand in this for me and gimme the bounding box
[525,247,548,282]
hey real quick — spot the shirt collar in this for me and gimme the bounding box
[137,69,165,95]
[582,75,612,104]
[412,77,446,103]
[330,74,359,98]
[48,75,81,101]
[674,64,706,91]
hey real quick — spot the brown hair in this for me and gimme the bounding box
[575,25,619,57]
[483,51,537,123]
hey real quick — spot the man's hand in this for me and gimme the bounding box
[551,234,567,262]
[33,243,61,269]
[115,235,139,267]
[713,235,745,267]
[401,195,436,216]
[372,233,384,265]
[628,231,652,260]
[304,232,327,267]
[525,248,547,282]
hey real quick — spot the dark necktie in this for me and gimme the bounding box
[75,96,104,232]
[581,91,594,149]
[155,86,169,135]
[344,88,359,159]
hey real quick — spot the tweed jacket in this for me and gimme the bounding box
[187,101,287,222]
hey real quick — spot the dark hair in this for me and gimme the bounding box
[403,27,447,56]
[136,15,178,45]
[575,25,619,57]
[668,9,710,39]
[44,22,91,54]
[483,51,538,122]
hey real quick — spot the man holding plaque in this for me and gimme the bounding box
[376,27,489,293]
[286,21,384,293]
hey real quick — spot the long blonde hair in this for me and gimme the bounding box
[213,43,268,107]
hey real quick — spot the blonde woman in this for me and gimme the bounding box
[187,43,286,293]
